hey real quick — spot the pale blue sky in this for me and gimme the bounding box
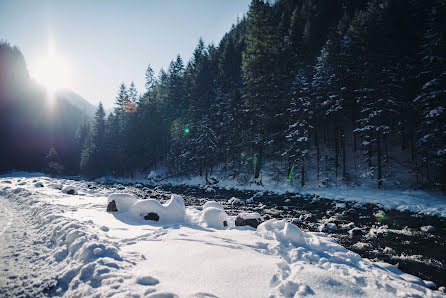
[0,0,251,108]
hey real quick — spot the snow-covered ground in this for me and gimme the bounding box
[1,173,445,297]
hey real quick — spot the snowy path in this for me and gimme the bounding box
[0,195,57,296]
[0,175,445,297]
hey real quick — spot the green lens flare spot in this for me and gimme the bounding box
[375,211,386,223]
[183,127,189,135]
[286,163,295,184]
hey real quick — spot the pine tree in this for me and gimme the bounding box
[242,0,279,181]
[80,103,106,177]
[46,146,64,175]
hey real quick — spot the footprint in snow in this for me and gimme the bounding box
[136,276,159,286]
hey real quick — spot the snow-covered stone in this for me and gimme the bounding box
[34,182,43,187]
[200,207,229,229]
[235,212,264,228]
[62,186,78,195]
[421,225,435,232]
[130,194,185,224]
[319,222,337,232]
[335,202,346,209]
[257,219,307,246]
[203,201,224,210]
[107,193,138,212]
[228,197,244,206]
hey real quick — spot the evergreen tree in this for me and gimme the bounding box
[80,103,106,177]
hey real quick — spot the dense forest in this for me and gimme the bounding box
[1,0,445,190]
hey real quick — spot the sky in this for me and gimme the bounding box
[0,0,251,108]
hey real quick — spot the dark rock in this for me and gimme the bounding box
[349,227,363,237]
[66,189,76,195]
[235,214,264,228]
[144,212,160,221]
[107,200,118,212]
[223,220,228,227]
[206,176,219,185]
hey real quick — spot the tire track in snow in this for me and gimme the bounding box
[0,195,57,297]
[0,199,12,237]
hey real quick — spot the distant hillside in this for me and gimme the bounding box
[56,89,96,118]
[0,41,90,174]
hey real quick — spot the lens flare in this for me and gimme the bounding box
[183,127,189,135]
[375,211,386,223]
[286,163,295,184]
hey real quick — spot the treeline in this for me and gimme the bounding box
[0,41,89,175]
[77,0,445,189]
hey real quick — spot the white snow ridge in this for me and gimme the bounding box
[0,175,445,297]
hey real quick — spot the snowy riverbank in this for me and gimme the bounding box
[1,174,445,297]
[93,171,446,218]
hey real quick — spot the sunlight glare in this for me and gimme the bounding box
[34,48,73,94]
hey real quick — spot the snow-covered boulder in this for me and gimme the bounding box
[335,202,346,209]
[203,201,224,210]
[319,222,337,232]
[34,182,44,187]
[257,219,307,246]
[50,183,63,190]
[130,194,185,224]
[228,197,244,206]
[235,212,264,228]
[106,193,138,213]
[200,207,229,229]
[421,225,435,232]
[62,186,78,195]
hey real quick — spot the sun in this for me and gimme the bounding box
[33,49,73,93]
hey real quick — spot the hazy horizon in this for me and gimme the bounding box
[0,0,251,108]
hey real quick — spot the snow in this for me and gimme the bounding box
[302,187,446,218]
[228,196,244,205]
[199,207,229,228]
[202,200,224,210]
[239,212,263,221]
[1,174,445,297]
[61,185,78,195]
[129,194,185,224]
[107,193,138,212]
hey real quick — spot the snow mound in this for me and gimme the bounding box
[62,186,78,195]
[202,201,224,210]
[107,193,138,212]
[130,194,185,224]
[200,207,229,229]
[50,183,63,190]
[257,219,307,247]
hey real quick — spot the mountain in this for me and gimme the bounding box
[0,41,90,174]
[56,89,96,118]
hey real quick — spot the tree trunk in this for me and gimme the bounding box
[254,146,262,179]
[377,131,382,188]
[341,127,346,179]
[335,127,339,186]
[315,129,320,181]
